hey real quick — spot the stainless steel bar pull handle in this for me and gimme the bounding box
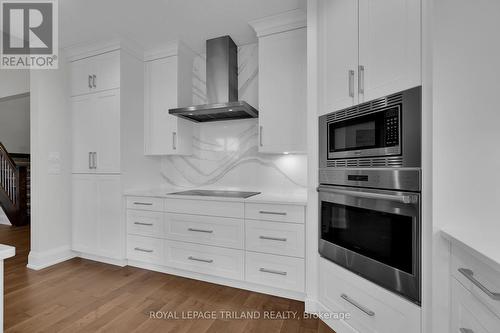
[88,75,93,88]
[259,236,287,242]
[88,152,92,169]
[134,222,153,226]
[92,152,97,169]
[348,70,355,97]
[134,247,153,253]
[358,65,365,94]
[459,329,474,333]
[317,186,418,204]
[341,294,375,317]
[92,74,96,88]
[188,256,213,263]
[259,126,263,147]
[188,228,213,234]
[259,268,287,276]
[133,202,153,206]
[458,268,500,300]
[172,132,177,150]
[259,211,287,216]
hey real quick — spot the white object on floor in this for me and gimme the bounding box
[0,244,15,333]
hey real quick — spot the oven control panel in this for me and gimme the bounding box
[384,109,400,146]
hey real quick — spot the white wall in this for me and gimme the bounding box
[28,51,73,269]
[0,93,30,153]
[0,70,29,99]
[432,0,500,331]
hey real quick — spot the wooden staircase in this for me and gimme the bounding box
[0,142,30,226]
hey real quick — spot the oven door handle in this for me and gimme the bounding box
[317,186,418,204]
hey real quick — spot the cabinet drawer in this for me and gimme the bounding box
[127,235,163,264]
[318,258,421,333]
[452,245,500,318]
[126,197,164,211]
[245,220,304,258]
[245,203,304,224]
[451,278,500,333]
[245,252,304,292]
[127,210,163,237]
[165,213,244,249]
[165,198,244,218]
[165,240,244,280]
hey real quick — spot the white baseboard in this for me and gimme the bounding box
[78,252,127,267]
[127,259,306,301]
[27,246,76,270]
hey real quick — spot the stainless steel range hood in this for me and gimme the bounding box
[169,36,258,122]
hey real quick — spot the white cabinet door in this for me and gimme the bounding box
[72,175,99,253]
[69,51,120,96]
[72,175,123,259]
[258,28,307,153]
[144,56,193,156]
[358,0,421,102]
[319,0,359,115]
[97,175,123,259]
[94,90,120,173]
[71,95,97,173]
[69,59,93,96]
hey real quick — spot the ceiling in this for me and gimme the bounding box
[59,0,306,53]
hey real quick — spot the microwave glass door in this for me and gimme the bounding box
[327,106,401,159]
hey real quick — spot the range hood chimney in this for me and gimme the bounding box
[169,36,258,122]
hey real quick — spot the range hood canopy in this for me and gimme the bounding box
[169,36,258,122]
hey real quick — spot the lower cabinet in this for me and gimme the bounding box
[72,175,124,260]
[318,258,421,333]
[125,196,306,296]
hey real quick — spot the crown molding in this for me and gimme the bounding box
[249,9,307,38]
[143,40,197,62]
[64,38,144,62]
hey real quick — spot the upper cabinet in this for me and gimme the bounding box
[250,10,307,154]
[144,42,196,156]
[318,0,421,114]
[69,50,120,96]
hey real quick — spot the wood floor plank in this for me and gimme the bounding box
[0,225,336,333]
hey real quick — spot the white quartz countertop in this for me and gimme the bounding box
[441,226,500,272]
[0,244,15,260]
[124,186,308,205]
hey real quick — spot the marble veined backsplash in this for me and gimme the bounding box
[160,43,307,190]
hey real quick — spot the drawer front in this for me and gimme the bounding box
[165,240,244,280]
[165,213,244,249]
[166,198,244,218]
[127,235,163,264]
[318,258,421,333]
[126,196,164,211]
[245,203,304,224]
[451,278,500,333]
[245,252,304,292]
[127,210,163,237]
[245,220,304,258]
[452,245,500,318]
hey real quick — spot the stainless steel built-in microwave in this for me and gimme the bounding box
[319,86,421,169]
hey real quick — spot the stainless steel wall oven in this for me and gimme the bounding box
[318,86,422,305]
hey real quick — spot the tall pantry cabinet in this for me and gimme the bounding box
[69,44,145,263]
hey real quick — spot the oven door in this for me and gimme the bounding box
[318,185,421,304]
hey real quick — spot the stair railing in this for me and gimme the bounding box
[0,142,18,206]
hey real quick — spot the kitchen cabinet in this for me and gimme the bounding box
[69,50,120,96]
[318,0,421,114]
[71,89,120,174]
[144,43,195,156]
[72,174,123,260]
[250,10,307,154]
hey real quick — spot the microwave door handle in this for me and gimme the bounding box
[317,186,418,204]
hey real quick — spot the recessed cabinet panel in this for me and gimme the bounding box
[319,0,359,114]
[358,0,421,102]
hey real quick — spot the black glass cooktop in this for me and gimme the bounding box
[168,190,261,199]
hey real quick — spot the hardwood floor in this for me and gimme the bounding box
[0,225,334,333]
